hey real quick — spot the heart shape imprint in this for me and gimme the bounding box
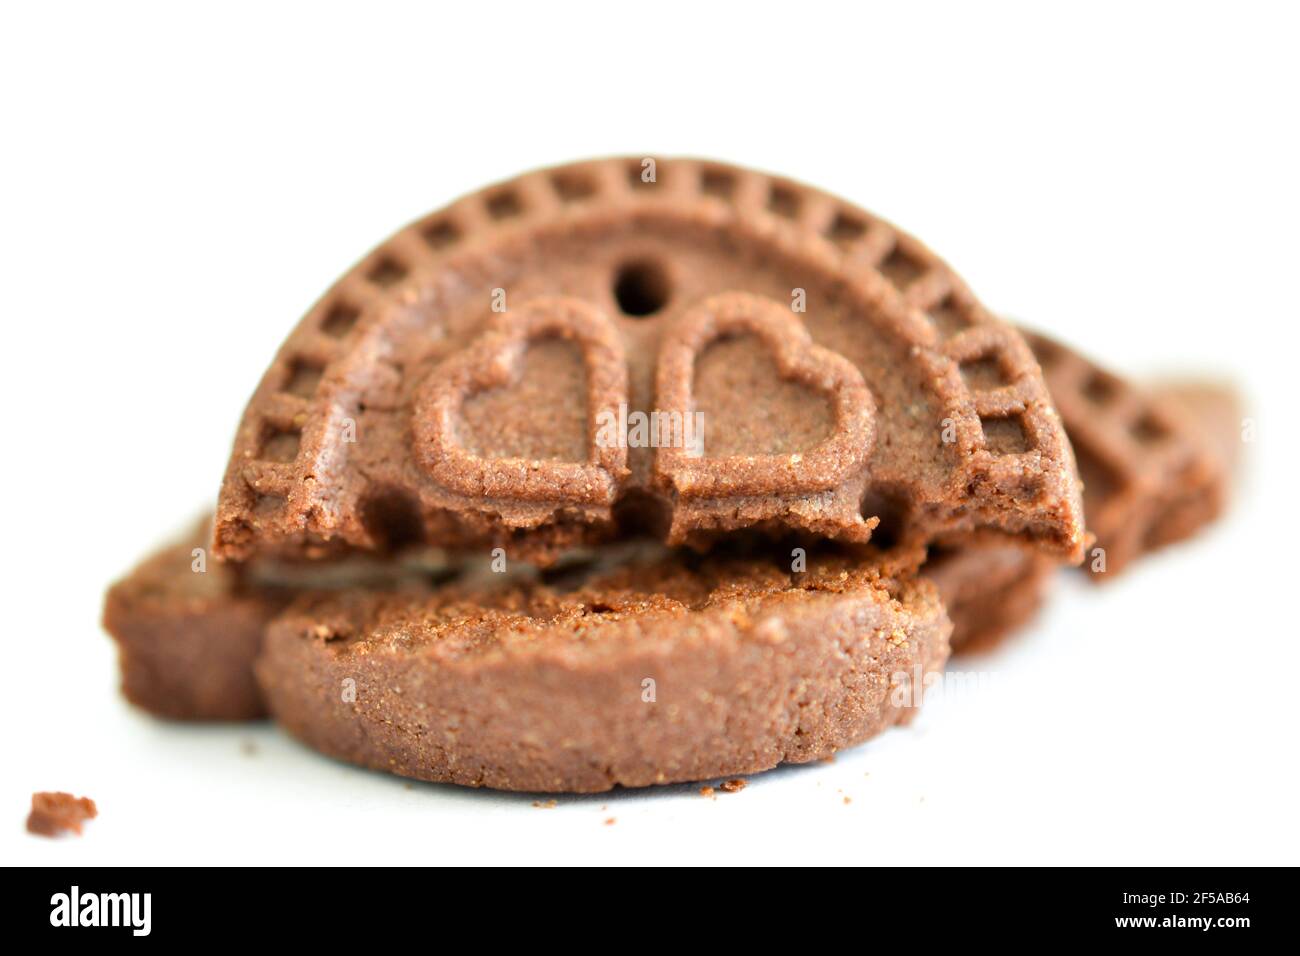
[413,296,629,505]
[654,291,876,499]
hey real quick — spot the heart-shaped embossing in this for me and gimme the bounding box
[654,292,875,498]
[413,296,629,504]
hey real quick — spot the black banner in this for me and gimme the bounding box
[6,867,1279,940]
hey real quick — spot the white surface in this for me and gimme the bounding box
[2,1,1297,866]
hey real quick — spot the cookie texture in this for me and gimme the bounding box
[103,518,285,719]
[215,157,1084,565]
[103,517,447,720]
[1027,334,1240,578]
[256,545,951,792]
[925,544,1057,653]
[929,366,1242,648]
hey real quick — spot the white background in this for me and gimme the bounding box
[3,2,1297,866]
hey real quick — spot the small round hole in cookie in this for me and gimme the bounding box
[613,260,671,317]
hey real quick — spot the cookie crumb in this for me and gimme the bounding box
[532,799,558,809]
[821,755,836,764]
[604,817,616,826]
[27,792,97,837]
[843,796,852,805]
[720,778,747,793]
[699,786,715,797]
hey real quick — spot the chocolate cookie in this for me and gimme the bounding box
[103,518,285,719]
[924,544,1058,653]
[214,158,1084,565]
[255,544,950,792]
[931,367,1242,650]
[1026,334,1240,578]
[103,517,447,720]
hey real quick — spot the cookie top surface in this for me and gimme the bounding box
[215,157,1084,564]
[272,541,932,665]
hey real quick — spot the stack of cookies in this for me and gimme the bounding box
[104,158,1239,792]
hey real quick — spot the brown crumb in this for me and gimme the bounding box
[532,799,557,809]
[720,778,747,793]
[27,792,97,837]
[699,786,715,797]
[604,817,616,826]
[843,796,852,805]
[821,755,836,764]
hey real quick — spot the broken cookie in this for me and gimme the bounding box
[214,158,1084,565]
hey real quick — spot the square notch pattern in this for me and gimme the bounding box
[421,218,460,250]
[259,423,302,464]
[320,301,360,339]
[1082,371,1123,407]
[283,358,324,399]
[366,255,408,288]
[1130,411,1171,446]
[926,295,973,339]
[253,494,284,516]
[485,189,523,220]
[959,352,1013,391]
[767,182,801,219]
[826,211,868,247]
[879,243,926,289]
[979,413,1033,456]
[691,165,876,251]
[700,166,736,200]
[551,170,596,202]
